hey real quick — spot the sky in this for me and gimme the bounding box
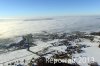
[0,0,100,17]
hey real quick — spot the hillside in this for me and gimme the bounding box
[0,31,100,66]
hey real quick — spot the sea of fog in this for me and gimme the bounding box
[0,16,100,39]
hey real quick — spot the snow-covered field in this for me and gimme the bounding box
[73,36,100,66]
[0,33,100,66]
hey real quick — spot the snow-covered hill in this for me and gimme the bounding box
[0,32,100,66]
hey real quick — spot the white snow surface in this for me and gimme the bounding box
[0,36,100,66]
[73,36,100,66]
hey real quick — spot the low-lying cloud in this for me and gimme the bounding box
[0,16,100,38]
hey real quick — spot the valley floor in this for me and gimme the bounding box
[0,34,100,66]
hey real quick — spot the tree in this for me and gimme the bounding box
[23,34,33,51]
[98,44,100,48]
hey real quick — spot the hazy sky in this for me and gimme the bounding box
[0,0,100,17]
